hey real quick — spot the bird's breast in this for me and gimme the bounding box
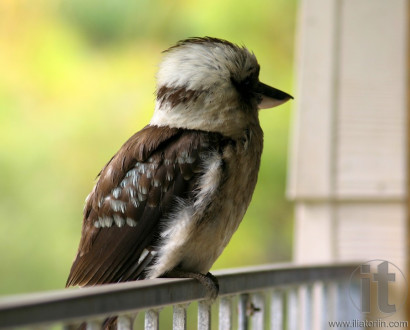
[147,126,263,278]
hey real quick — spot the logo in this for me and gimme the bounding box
[349,260,407,318]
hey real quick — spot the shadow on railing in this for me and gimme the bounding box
[0,263,360,329]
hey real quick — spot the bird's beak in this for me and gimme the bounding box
[256,82,293,109]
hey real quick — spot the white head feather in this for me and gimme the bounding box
[150,37,291,137]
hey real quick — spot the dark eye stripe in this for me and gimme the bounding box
[243,77,252,86]
[231,74,257,96]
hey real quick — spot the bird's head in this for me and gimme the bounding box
[150,37,292,138]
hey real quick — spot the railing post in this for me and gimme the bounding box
[219,296,233,330]
[299,283,315,330]
[238,294,249,330]
[173,304,188,330]
[270,289,284,330]
[86,320,102,330]
[198,301,212,330]
[335,281,350,323]
[324,281,338,325]
[118,314,136,330]
[312,281,324,330]
[251,292,265,330]
[298,284,312,330]
[286,286,298,330]
[145,309,161,330]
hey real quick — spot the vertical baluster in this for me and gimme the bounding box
[322,283,329,330]
[219,296,233,330]
[306,284,313,330]
[173,304,188,330]
[270,289,283,330]
[286,287,298,330]
[66,323,85,330]
[348,278,363,322]
[198,301,212,330]
[298,284,312,330]
[325,281,338,324]
[238,294,249,330]
[312,281,324,330]
[86,320,102,330]
[145,309,160,330]
[250,292,265,330]
[118,314,136,330]
[336,281,350,323]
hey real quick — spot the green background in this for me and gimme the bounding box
[0,0,296,296]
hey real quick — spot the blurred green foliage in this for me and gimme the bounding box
[0,0,296,296]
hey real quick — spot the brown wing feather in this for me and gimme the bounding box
[66,125,222,287]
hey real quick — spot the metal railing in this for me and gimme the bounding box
[0,263,359,329]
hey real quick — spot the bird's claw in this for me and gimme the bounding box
[163,269,219,300]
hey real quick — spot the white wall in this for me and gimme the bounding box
[289,0,408,268]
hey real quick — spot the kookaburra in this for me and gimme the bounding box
[66,37,292,298]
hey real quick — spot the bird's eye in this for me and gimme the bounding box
[230,75,255,97]
[243,78,251,87]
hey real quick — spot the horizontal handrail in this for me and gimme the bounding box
[0,262,357,328]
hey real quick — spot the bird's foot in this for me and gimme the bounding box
[164,269,219,300]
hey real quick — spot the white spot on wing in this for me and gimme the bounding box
[137,185,148,195]
[166,172,173,181]
[138,193,147,202]
[137,163,147,174]
[98,197,104,208]
[150,163,159,170]
[110,199,127,213]
[131,199,140,208]
[127,186,136,198]
[103,217,113,228]
[126,218,137,227]
[112,187,121,199]
[114,214,125,227]
[132,175,139,186]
